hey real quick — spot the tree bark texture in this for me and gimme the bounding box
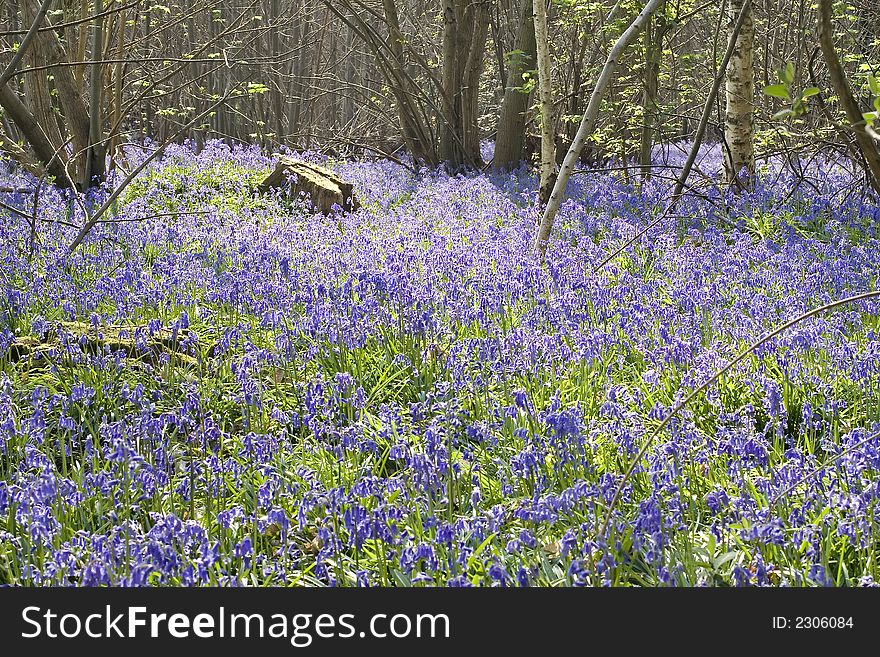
[440,0,490,170]
[723,0,755,190]
[817,0,880,194]
[493,0,536,172]
[534,0,555,204]
[639,7,665,182]
[534,0,666,257]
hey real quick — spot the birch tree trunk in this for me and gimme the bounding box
[638,6,665,182]
[723,0,755,191]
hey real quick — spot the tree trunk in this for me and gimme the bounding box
[20,0,65,169]
[0,85,72,186]
[817,0,880,194]
[109,5,126,170]
[0,0,87,187]
[85,0,106,187]
[270,0,284,144]
[533,0,555,204]
[184,12,205,152]
[382,0,437,164]
[22,0,95,185]
[461,0,489,164]
[493,0,536,171]
[639,8,665,182]
[143,3,153,140]
[440,0,462,166]
[440,0,489,170]
[534,0,666,258]
[723,0,755,191]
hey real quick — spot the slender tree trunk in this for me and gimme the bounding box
[292,7,311,141]
[343,21,355,128]
[85,0,106,187]
[143,4,153,140]
[382,0,437,164]
[723,0,755,190]
[75,0,88,85]
[109,5,126,170]
[534,0,665,257]
[440,0,489,170]
[817,0,880,194]
[639,7,665,182]
[184,14,202,151]
[270,0,284,143]
[488,2,507,93]
[0,85,71,185]
[533,0,555,204]
[493,0,536,171]
[288,13,303,140]
[461,0,489,164]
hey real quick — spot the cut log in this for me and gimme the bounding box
[258,155,359,213]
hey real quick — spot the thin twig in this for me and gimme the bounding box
[598,290,880,541]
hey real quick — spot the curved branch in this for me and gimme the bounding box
[598,289,880,541]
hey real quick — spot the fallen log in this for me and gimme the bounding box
[258,155,359,214]
[4,321,197,368]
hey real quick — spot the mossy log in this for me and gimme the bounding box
[5,321,197,367]
[258,156,359,214]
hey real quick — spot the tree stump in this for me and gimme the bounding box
[258,156,359,213]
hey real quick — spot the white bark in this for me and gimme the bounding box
[723,0,755,189]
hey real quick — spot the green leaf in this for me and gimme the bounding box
[772,108,796,121]
[800,87,821,98]
[868,74,880,96]
[246,82,269,95]
[465,533,498,572]
[763,84,790,100]
[784,61,795,84]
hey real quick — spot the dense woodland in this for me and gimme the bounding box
[1,1,879,184]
